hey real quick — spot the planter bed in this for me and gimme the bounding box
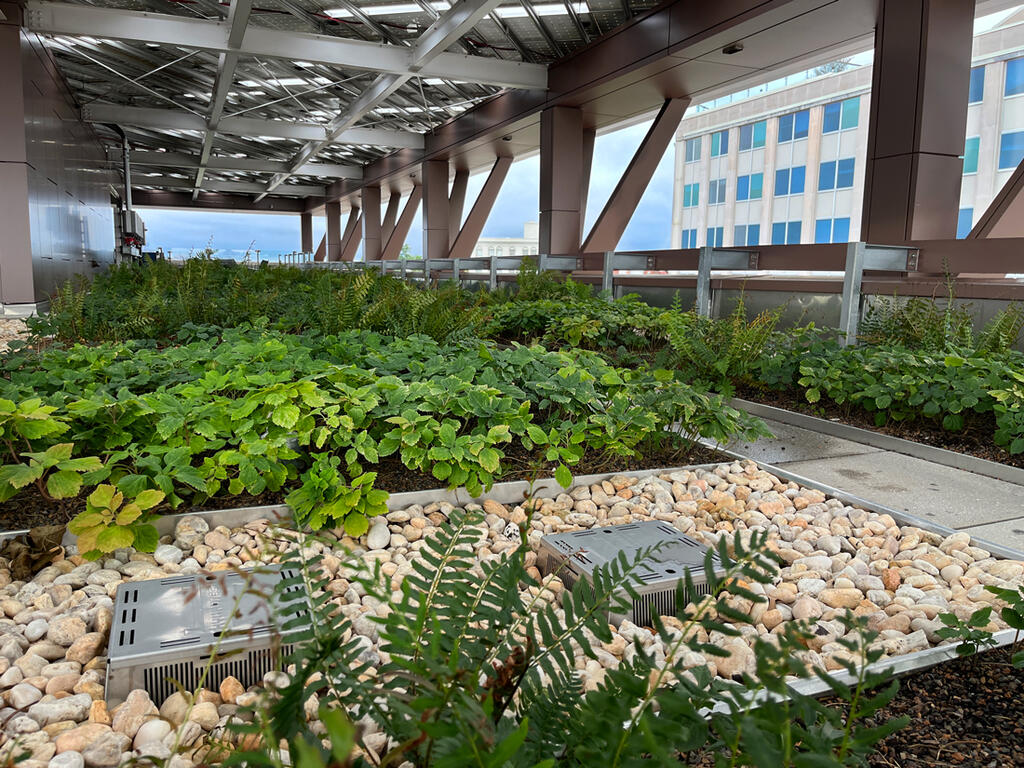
[0,444,728,535]
[1,458,1023,766]
[737,385,1024,471]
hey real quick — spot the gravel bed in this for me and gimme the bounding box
[1,459,1022,767]
[0,319,27,355]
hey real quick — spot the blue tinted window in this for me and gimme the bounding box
[969,67,985,103]
[815,219,832,244]
[775,168,789,196]
[739,124,752,151]
[683,183,699,207]
[746,224,760,245]
[794,110,809,139]
[778,110,809,142]
[999,131,1024,169]
[771,222,787,245]
[819,160,836,191]
[833,217,850,243]
[822,102,841,133]
[787,221,801,244]
[956,209,973,239]
[705,227,723,247]
[836,158,855,188]
[734,225,746,246]
[778,114,793,143]
[685,137,701,162]
[791,166,805,194]
[737,175,749,201]
[771,221,801,245]
[711,130,729,156]
[1006,58,1024,97]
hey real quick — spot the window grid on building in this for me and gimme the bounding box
[814,217,851,244]
[822,96,859,133]
[685,137,701,162]
[683,183,700,207]
[708,178,727,204]
[681,228,698,248]
[774,166,806,196]
[734,223,760,246]
[736,173,763,201]
[957,208,974,239]
[705,227,724,247]
[777,109,810,143]
[1006,57,1024,97]
[771,221,802,245]
[738,121,767,151]
[963,137,980,174]
[999,130,1024,170]
[818,158,855,191]
[969,66,985,103]
[710,129,729,157]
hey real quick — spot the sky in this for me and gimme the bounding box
[139,118,675,259]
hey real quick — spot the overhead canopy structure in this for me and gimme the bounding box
[12,0,1024,270]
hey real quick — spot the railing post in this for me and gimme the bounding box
[489,256,498,291]
[452,258,461,283]
[839,241,866,346]
[602,251,615,298]
[696,247,713,317]
[537,253,547,273]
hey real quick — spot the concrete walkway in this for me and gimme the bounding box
[732,419,1024,554]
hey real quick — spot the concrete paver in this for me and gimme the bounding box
[732,419,882,465]
[776,450,1022,529]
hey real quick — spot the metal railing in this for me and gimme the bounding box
[298,239,1022,345]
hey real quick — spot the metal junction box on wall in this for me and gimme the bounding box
[105,565,305,706]
[537,521,724,626]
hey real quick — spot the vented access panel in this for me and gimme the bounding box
[537,521,723,626]
[106,565,305,706]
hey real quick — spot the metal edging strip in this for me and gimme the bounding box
[731,397,1024,487]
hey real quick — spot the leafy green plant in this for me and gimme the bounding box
[0,442,104,502]
[660,294,782,393]
[983,583,1024,667]
[217,509,906,768]
[936,606,998,656]
[67,484,165,559]
[284,454,387,535]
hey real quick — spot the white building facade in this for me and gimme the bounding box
[473,221,539,258]
[672,14,1024,249]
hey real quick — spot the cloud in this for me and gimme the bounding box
[140,119,676,258]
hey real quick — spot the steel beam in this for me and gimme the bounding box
[968,158,1024,238]
[382,186,423,260]
[325,200,342,261]
[257,0,505,200]
[80,104,422,149]
[362,185,383,261]
[581,98,689,254]
[301,211,313,253]
[380,191,402,247]
[448,168,469,244]
[313,233,326,261]
[145,179,325,196]
[539,106,585,255]
[340,209,363,261]
[24,2,546,90]
[422,159,451,261]
[450,156,512,260]
[131,189,309,212]
[129,150,362,179]
[861,0,974,241]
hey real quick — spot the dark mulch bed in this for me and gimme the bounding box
[0,442,727,532]
[686,645,1024,767]
[737,384,1024,471]
[850,645,1024,767]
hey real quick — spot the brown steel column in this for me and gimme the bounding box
[448,168,469,243]
[339,207,361,261]
[539,106,585,255]
[382,187,423,259]
[581,98,690,254]
[324,200,342,261]
[362,186,382,261]
[450,157,513,260]
[313,234,326,261]
[300,212,313,253]
[861,0,975,242]
[380,192,401,253]
[422,159,450,260]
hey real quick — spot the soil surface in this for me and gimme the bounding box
[685,645,1024,767]
[737,384,1024,471]
[0,442,727,532]
[847,645,1024,768]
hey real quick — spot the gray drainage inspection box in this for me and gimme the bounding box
[106,565,305,706]
[538,521,723,626]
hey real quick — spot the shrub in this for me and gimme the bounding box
[215,513,907,767]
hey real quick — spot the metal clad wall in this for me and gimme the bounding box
[2,18,116,307]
